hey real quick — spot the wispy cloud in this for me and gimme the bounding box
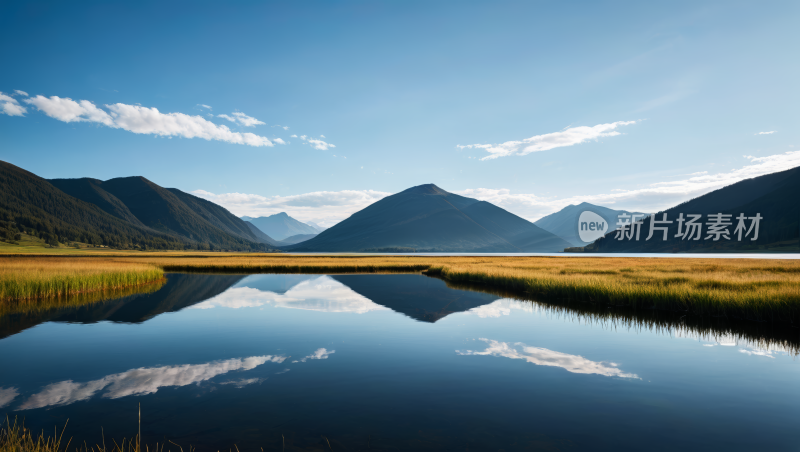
[297,348,335,363]
[0,387,19,408]
[455,151,800,220]
[300,135,335,150]
[459,121,636,160]
[192,189,389,227]
[19,355,285,410]
[22,94,280,147]
[457,339,638,378]
[13,90,28,97]
[197,104,212,110]
[0,92,27,116]
[756,131,776,135]
[218,111,265,127]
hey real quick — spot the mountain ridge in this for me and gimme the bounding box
[287,183,571,252]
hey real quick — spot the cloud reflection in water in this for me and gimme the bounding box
[20,355,285,410]
[457,339,639,379]
[191,276,389,314]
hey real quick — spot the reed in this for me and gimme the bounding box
[2,254,800,323]
[0,258,164,303]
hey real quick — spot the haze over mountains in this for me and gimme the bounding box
[287,184,572,252]
[535,203,649,247]
[243,213,321,241]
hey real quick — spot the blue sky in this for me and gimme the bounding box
[1,1,798,226]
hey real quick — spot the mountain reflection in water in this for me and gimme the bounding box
[2,273,797,353]
[2,273,799,451]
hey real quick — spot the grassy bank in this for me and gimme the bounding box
[0,258,164,304]
[1,254,799,323]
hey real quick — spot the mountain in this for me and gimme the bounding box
[0,160,275,251]
[49,175,276,250]
[534,202,649,247]
[305,221,327,233]
[245,212,320,241]
[0,160,187,249]
[287,184,572,252]
[331,274,498,322]
[277,233,317,246]
[586,165,800,252]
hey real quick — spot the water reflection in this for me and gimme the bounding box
[0,274,245,339]
[18,355,286,410]
[0,387,18,408]
[193,276,388,313]
[457,338,640,378]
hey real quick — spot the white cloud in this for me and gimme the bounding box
[459,121,636,160]
[0,92,27,116]
[457,338,638,378]
[23,95,279,147]
[455,151,800,221]
[191,275,388,314]
[19,355,285,410]
[217,111,265,127]
[739,349,775,358]
[290,134,298,138]
[298,348,335,362]
[25,95,114,125]
[219,377,266,388]
[320,134,326,138]
[197,104,212,110]
[299,134,335,150]
[192,188,390,227]
[466,299,534,318]
[756,131,776,135]
[13,90,28,97]
[0,387,19,408]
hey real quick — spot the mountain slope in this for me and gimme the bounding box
[76,176,268,250]
[48,178,146,227]
[245,222,280,246]
[534,202,649,246]
[288,184,571,252]
[586,166,800,252]
[277,233,317,246]
[0,160,184,249]
[246,212,320,241]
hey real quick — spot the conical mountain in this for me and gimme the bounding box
[287,184,571,252]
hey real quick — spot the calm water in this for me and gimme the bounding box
[1,273,799,451]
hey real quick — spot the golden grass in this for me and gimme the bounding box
[2,254,800,322]
[0,258,164,303]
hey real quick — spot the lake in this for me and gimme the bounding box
[1,273,799,451]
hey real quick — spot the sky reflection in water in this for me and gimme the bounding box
[0,273,798,451]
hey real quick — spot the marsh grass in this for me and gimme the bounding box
[0,259,164,303]
[0,416,179,452]
[0,279,165,318]
[3,255,800,324]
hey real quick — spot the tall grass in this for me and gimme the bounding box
[0,258,164,303]
[2,255,800,323]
